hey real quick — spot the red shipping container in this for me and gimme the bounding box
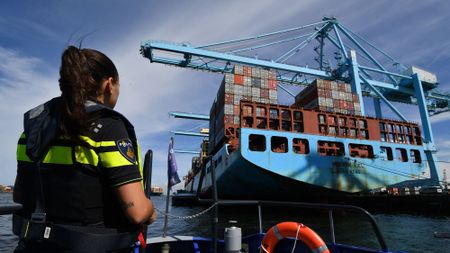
[234,75,244,85]
[225,94,234,104]
[268,79,277,90]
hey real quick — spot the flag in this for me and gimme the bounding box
[168,137,181,190]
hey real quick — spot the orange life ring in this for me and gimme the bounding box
[261,221,330,253]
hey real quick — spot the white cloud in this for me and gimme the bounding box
[0,47,59,184]
[430,111,450,124]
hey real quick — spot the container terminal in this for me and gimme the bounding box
[140,17,450,214]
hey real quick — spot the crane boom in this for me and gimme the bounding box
[140,17,450,110]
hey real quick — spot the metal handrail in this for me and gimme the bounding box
[198,199,389,252]
[0,203,22,215]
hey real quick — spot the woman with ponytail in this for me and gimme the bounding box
[13,46,156,252]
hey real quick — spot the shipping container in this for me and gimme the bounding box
[209,65,278,153]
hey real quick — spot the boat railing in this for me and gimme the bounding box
[185,154,391,253]
[197,199,389,252]
[0,203,22,215]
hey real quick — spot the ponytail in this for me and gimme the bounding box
[58,46,118,139]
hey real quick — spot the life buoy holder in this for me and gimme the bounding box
[261,221,330,253]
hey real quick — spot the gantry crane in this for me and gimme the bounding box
[141,17,450,184]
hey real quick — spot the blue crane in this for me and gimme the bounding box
[141,17,449,184]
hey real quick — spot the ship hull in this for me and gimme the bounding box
[186,128,428,201]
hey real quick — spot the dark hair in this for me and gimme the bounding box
[58,46,118,138]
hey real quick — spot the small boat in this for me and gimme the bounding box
[144,200,404,253]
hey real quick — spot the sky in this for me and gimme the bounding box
[1,0,449,189]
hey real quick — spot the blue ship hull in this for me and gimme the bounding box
[186,128,427,200]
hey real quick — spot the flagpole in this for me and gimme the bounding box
[163,185,170,237]
[163,137,181,238]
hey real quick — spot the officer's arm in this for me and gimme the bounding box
[115,181,156,224]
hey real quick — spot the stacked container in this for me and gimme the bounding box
[293,79,362,115]
[209,65,278,154]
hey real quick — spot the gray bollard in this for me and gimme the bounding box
[224,221,242,253]
[161,243,170,253]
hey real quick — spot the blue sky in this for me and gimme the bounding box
[1,0,449,188]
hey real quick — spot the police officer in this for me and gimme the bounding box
[13,46,156,252]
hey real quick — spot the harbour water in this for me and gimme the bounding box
[1,193,449,253]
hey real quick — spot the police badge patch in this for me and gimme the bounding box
[116,139,136,163]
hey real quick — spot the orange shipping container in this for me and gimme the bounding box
[234,75,244,85]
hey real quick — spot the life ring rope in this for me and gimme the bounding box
[260,221,329,253]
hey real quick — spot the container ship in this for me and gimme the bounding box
[182,65,431,201]
[140,17,450,205]
[150,186,164,196]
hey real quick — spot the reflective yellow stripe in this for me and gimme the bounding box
[74,146,99,166]
[99,151,135,167]
[20,133,26,139]
[137,143,143,178]
[42,146,73,165]
[17,144,32,162]
[79,135,115,148]
[137,143,144,187]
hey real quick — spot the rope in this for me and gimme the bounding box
[154,202,219,220]
[290,224,301,253]
[260,245,269,253]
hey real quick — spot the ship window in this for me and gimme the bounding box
[410,149,421,163]
[380,146,393,160]
[271,136,288,153]
[318,141,345,156]
[293,111,302,121]
[348,143,374,158]
[243,117,254,128]
[396,148,408,162]
[256,106,266,117]
[269,108,279,119]
[318,114,326,124]
[281,109,291,120]
[249,134,266,152]
[339,117,346,126]
[293,138,309,154]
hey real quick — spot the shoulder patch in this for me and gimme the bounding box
[116,139,136,163]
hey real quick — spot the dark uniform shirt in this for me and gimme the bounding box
[14,109,143,231]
